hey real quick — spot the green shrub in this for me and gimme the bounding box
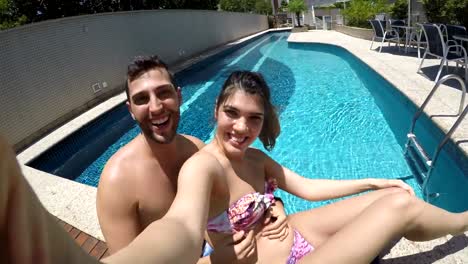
[421,0,468,29]
[342,0,390,28]
[390,0,407,20]
[255,0,272,15]
[0,0,28,30]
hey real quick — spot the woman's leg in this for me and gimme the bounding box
[298,192,468,264]
[288,187,407,246]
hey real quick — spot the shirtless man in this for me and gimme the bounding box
[97,56,289,262]
[97,55,204,252]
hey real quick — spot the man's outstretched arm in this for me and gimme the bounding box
[0,136,97,264]
[1,135,217,264]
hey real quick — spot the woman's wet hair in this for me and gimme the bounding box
[125,55,177,102]
[216,71,280,151]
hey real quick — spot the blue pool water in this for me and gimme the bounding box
[28,31,468,213]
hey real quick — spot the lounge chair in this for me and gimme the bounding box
[407,24,428,59]
[446,24,468,51]
[389,19,406,39]
[417,23,467,82]
[369,19,401,53]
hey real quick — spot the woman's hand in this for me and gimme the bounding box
[208,230,256,263]
[371,179,415,196]
[261,200,289,241]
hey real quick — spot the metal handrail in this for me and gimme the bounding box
[405,74,467,200]
[429,76,467,169]
[408,74,466,136]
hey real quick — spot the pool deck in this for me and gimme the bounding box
[17,29,467,263]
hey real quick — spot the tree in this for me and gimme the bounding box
[445,0,468,29]
[287,0,307,27]
[333,2,344,9]
[2,0,221,30]
[421,0,468,29]
[220,0,255,12]
[181,0,219,10]
[1,0,28,29]
[280,0,288,11]
[80,0,119,14]
[242,0,256,12]
[390,0,407,20]
[220,0,242,11]
[255,0,272,15]
[342,0,390,28]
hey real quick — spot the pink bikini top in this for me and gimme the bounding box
[207,178,277,234]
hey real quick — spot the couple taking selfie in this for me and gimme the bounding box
[2,55,467,264]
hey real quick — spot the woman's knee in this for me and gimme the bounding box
[381,192,416,214]
[375,187,409,196]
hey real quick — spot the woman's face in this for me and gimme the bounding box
[215,90,265,156]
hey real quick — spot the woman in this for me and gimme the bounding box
[181,71,468,263]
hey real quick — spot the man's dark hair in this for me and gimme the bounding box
[125,55,178,102]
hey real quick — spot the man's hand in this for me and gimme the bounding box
[261,201,289,241]
[209,230,255,263]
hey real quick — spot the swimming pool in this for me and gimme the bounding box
[28,31,468,214]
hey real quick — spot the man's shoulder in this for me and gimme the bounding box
[99,137,146,187]
[177,134,205,150]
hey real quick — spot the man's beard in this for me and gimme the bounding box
[138,113,179,144]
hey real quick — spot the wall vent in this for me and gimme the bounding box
[92,83,101,93]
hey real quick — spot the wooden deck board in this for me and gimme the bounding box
[90,241,109,259]
[82,236,100,254]
[57,217,108,260]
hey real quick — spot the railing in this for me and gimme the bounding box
[404,74,467,201]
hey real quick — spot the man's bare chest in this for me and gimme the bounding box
[136,172,178,228]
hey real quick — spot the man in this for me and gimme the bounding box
[97,55,288,262]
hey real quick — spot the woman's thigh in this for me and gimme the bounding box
[288,187,407,247]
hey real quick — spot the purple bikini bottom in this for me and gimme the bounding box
[286,229,314,264]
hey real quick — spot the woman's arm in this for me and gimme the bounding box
[264,155,414,201]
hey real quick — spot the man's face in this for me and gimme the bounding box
[127,68,181,144]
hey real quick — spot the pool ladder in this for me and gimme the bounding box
[404,74,467,201]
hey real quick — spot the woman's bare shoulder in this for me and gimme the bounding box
[183,149,224,174]
[246,147,270,162]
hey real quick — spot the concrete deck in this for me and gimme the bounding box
[289,30,467,264]
[16,29,467,263]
